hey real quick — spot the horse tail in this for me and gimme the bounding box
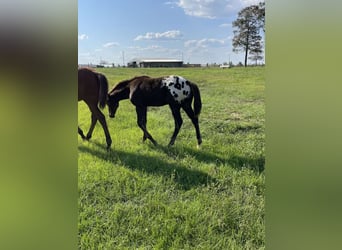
[191,82,202,117]
[97,73,109,109]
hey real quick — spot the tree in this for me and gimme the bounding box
[249,40,264,65]
[249,50,263,66]
[256,2,265,33]
[232,2,265,67]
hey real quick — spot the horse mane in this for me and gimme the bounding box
[114,78,133,89]
[110,75,151,93]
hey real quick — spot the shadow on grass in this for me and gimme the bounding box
[153,145,265,173]
[78,143,216,190]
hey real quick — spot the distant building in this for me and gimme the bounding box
[127,58,183,68]
[219,64,231,69]
[183,63,202,68]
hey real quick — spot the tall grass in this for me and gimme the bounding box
[78,67,265,249]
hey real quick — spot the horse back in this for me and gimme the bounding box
[78,68,100,104]
[130,77,171,106]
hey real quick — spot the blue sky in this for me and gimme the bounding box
[78,0,263,65]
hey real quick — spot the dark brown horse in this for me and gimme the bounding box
[107,75,202,147]
[78,68,112,149]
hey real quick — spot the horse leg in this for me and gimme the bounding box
[182,103,202,147]
[85,113,97,140]
[78,126,86,139]
[140,107,148,142]
[168,105,183,146]
[91,106,112,149]
[136,106,157,146]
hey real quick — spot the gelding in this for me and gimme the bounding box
[78,68,112,149]
[107,75,202,147]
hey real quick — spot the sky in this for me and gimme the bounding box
[78,0,263,66]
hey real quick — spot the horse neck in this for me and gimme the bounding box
[112,83,130,101]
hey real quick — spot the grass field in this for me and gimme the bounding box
[78,67,265,249]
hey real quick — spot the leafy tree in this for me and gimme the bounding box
[232,2,265,67]
[257,1,265,32]
[249,40,264,65]
[249,51,263,66]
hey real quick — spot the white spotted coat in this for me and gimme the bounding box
[162,75,191,103]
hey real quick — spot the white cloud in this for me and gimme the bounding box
[175,0,262,19]
[185,38,226,48]
[78,34,88,40]
[134,30,183,41]
[103,42,119,48]
[127,45,164,52]
[164,1,177,7]
[141,45,163,51]
[241,0,262,6]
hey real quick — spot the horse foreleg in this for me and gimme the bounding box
[136,106,157,146]
[182,103,202,147]
[141,110,147,142]
[169,105,183,146]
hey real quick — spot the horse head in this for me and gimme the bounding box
[107,94,119,118]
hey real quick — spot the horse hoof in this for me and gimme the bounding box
[106,139,112,150]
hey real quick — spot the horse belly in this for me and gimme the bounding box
[145,99,168,106]
[130,87,169,107]
[131,96,168,107]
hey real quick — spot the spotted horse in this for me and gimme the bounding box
[107,75,202,147]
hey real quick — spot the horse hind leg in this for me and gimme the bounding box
[168,105,183,146]
[86,105,112,149]
[182,103,202,147]
[85,113,97,140]
[92,107,112,149]
[78,127,86,139]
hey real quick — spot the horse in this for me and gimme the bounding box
[78,68,112,149]
[107,75,202,147]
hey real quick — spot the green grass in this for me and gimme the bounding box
[78,67,265,249]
